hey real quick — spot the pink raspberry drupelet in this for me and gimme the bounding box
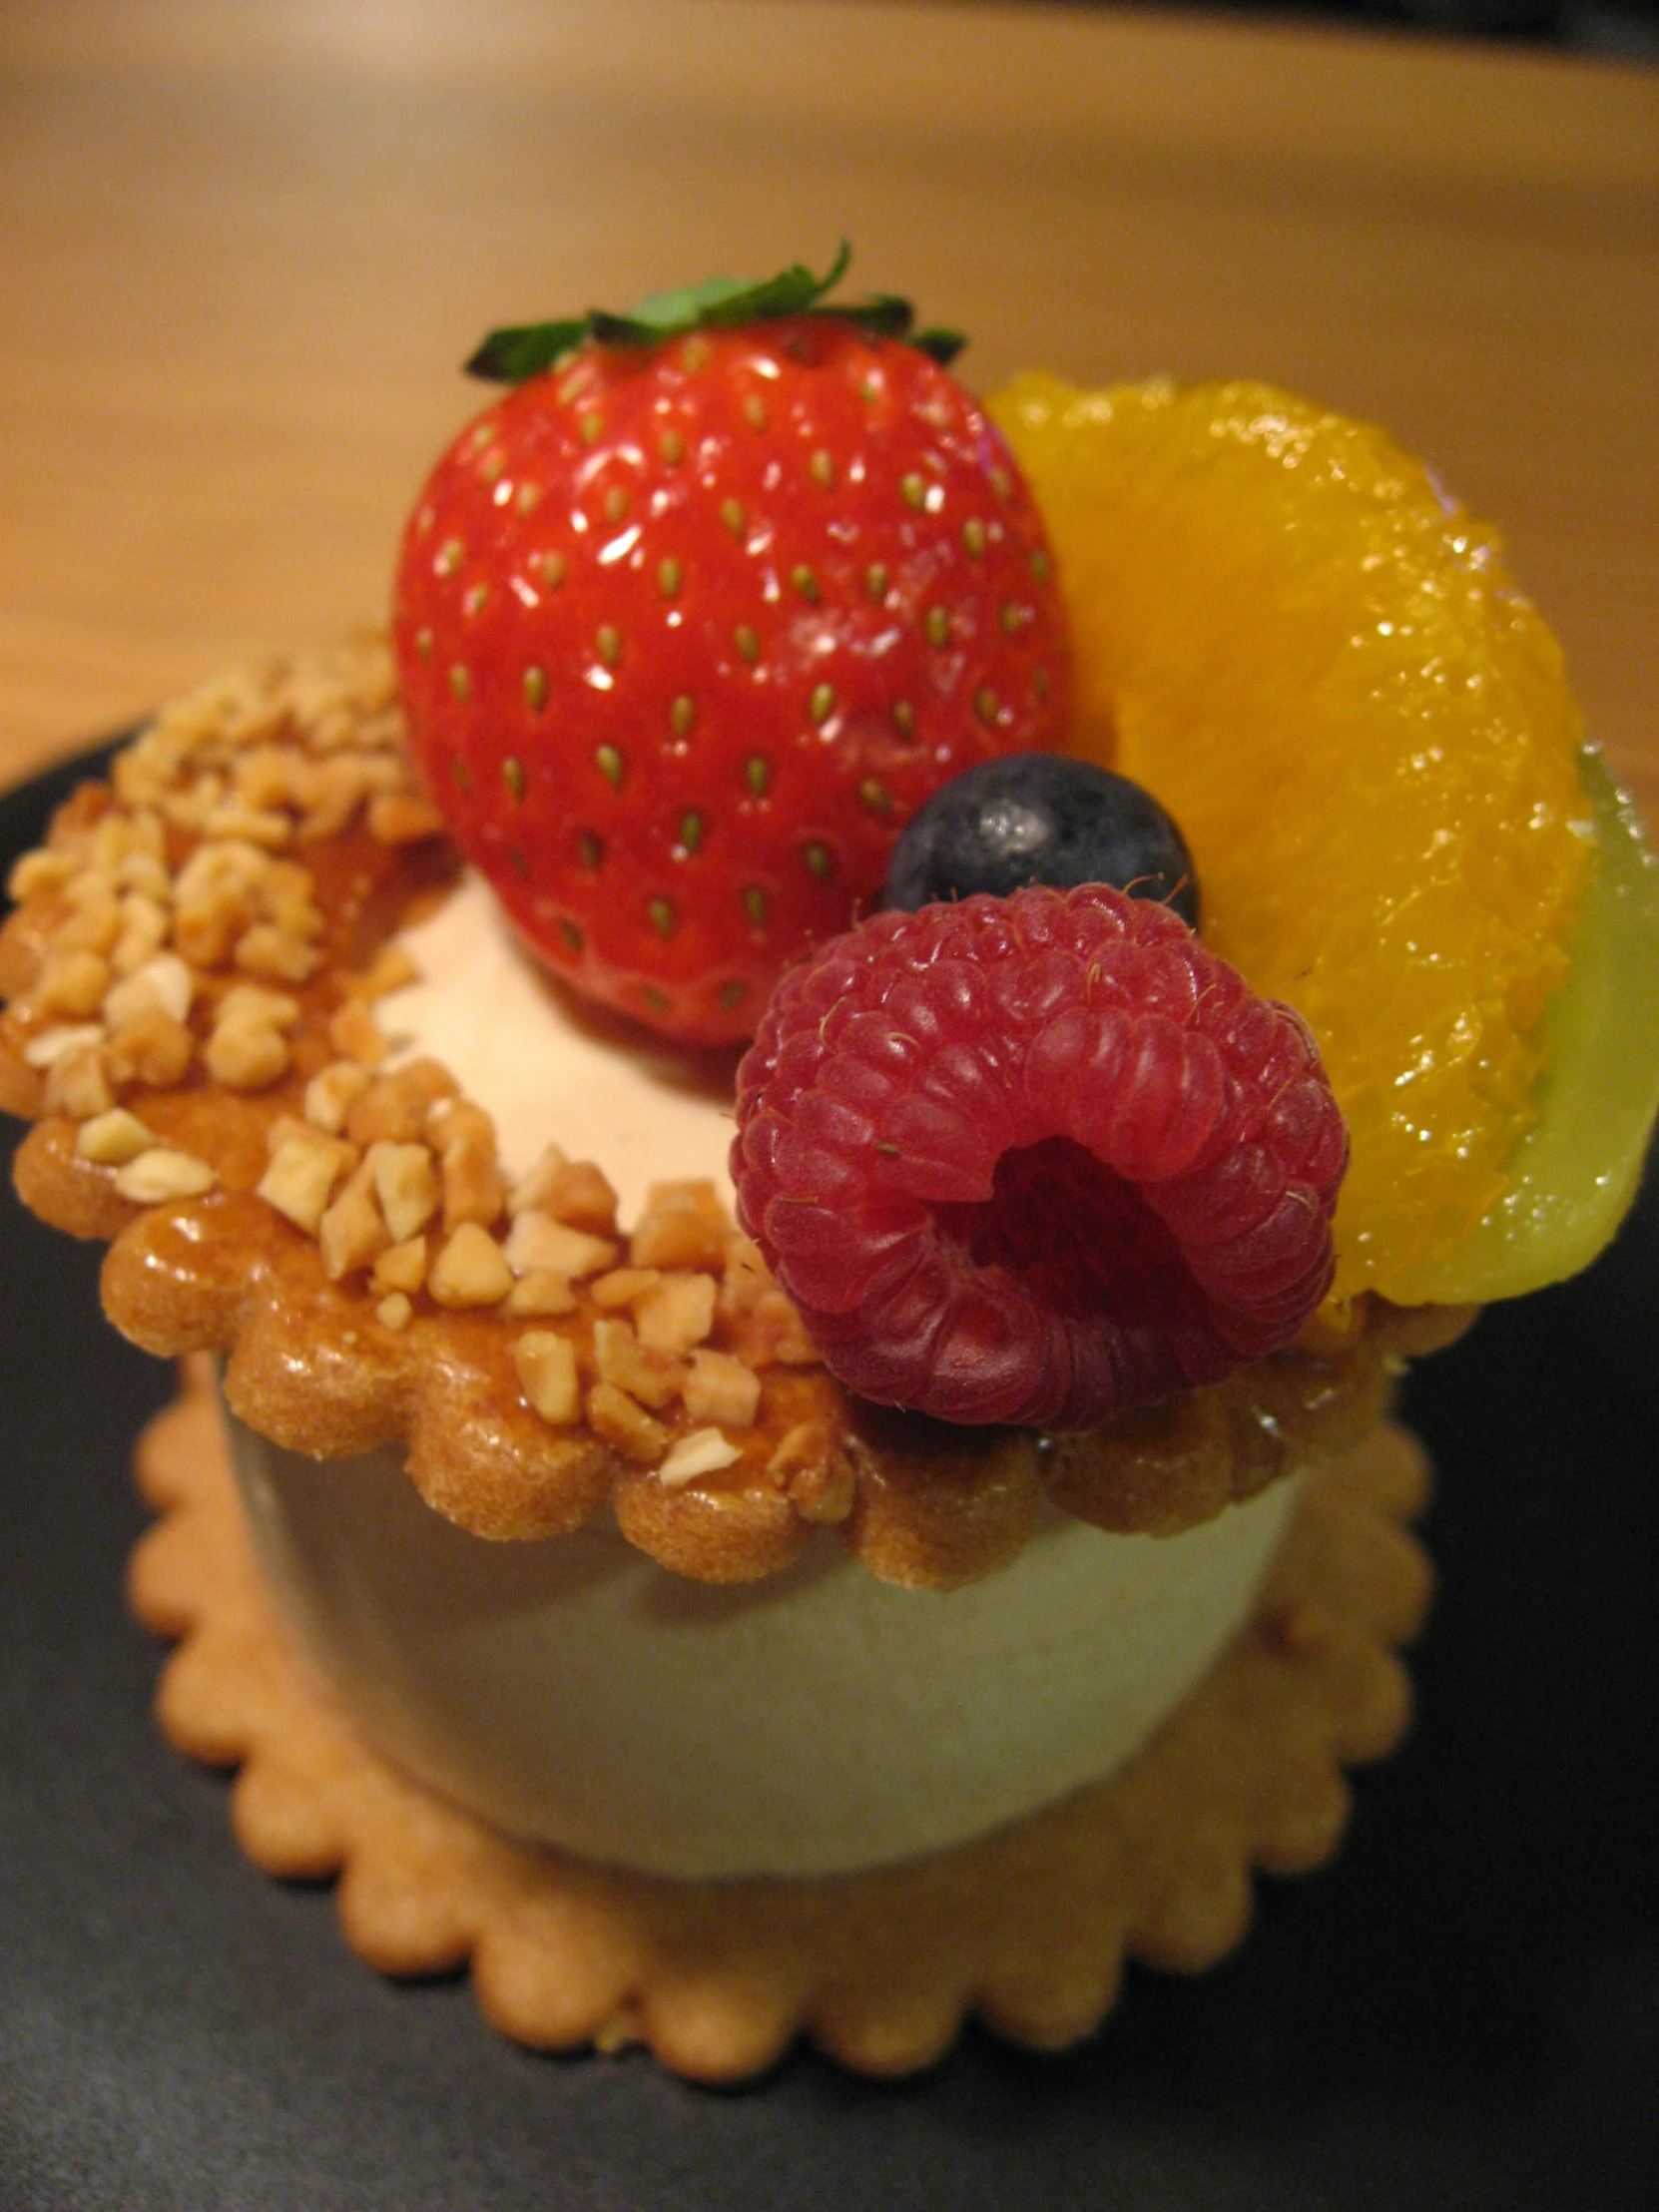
[733,884,1349,1428]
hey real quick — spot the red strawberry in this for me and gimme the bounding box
[392,253,1070,1046]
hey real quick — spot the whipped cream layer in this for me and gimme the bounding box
[228,871,1303,1879]
[376,871,739,1216]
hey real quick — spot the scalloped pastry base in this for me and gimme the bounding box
[128,1357,1432,2083]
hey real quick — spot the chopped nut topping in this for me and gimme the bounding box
[427,1221,514,1308]
[318,1159,390,1279]
[592,1317,685,1410]
[503,1269,578,1317]
[635,1272,718,1356]
[7,847,74,901]
[259,1129,357,1236]
[658,1427,742,1488]
[508,1144,619,1233]
[586,1380,669,1464]
[234,924,322,984]
[106,1005,194,1090]
[372,1236,429,1295]
[368,1140,441,1243]
[43,1042,114,1120]
[684,1349,762,1429]
[630,1180,731,1271]
[513,1331,581,1425]
[506,1210,618,1281]
[768,1421,855,1523]
[376,1292,413,1331]
[24,1022,106,1070]
[103,952,193,1030]
[113,1146,217,1204]
[77,1108,160,1166]
[347,944,419,1001]
[304,1059,371,1133]
[32,948,111,1020]
[346,1059,458,1147]
[328,997,388,1066]
[432,1099,505,1230]
[368,792,446,844]
[590,1266,662,1308]
[205,1016,289,1091]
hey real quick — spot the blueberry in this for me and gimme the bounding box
[884,755,1201,928]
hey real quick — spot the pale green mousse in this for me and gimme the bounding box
[1395,749,1659,1307]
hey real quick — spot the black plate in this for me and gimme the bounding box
[2,752,1656,2212]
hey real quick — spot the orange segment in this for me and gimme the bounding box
[991,372,1593,1303]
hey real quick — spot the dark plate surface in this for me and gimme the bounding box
[2,751,1656,2212]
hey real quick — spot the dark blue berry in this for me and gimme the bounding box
[884,756,1200,928]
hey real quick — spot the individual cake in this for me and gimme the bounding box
[4,252,1656,2077]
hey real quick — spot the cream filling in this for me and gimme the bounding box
[230,872,1303,1880]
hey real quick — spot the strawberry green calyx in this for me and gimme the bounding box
[464,241,965,383]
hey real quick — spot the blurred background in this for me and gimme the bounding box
[1,0,1653,799]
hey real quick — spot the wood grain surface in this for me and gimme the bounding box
[1,0,1653,812]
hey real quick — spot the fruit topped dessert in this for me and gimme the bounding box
[4,248,1656,2079]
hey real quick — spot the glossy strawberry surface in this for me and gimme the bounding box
[394,316,1069,1043]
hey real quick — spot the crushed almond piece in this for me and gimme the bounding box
[32,948,111,1020]
[304,1059,371,1133]
[345,1059,458,1147]
[376,1293,413,1333]
[103,952,193,1030]
[513,1331,581,1425]
[592,1317,685,1410]
[53,885,121,956]
[590,1266,662,1309]
[368,1140,441,1243]
[234,924,321,984]
[503,1213,616,1282]
[318,1160,390,1279]
[427,1221,513,1308]
[769,1421,855,1524]
[7,847,74,901]
[719,1235,771,1324]
[77,1108,159,1166]
[367,792,445,844]
[658,1427,743,1489]
[106,1005,194,1089]
[429,1098,504,1229]
[114,1147,217,1204]
[684,1349,762,1429]
[43,1043,114,1120]
[24,1022,106,1070]
[507,1147,619,1233]
[328,997,388,1065]
[214,982,299,1032]
[635,1272,718,1357]
[630,1180,731,1271]
[259,1130,357,1236]
[372,1236,428,1295]
[503,1270,578,1317]
[734,1286,821,1371]
[205,1017,288,1091]
[110,894,169,977]
[586,1380,669,1464]
[206,802,292,848]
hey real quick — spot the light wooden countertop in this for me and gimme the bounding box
[1,0,1654,814]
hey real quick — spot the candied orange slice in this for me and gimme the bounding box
[991,372,1593,1304]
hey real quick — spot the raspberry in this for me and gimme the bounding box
[732,885,1347,1429]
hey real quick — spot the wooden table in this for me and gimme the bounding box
[1,0,1654,815]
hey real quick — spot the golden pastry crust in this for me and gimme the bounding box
[2,642,1473,1586]
[130,1359,1433,2081]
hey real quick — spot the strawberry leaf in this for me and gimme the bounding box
[464,243,964,381]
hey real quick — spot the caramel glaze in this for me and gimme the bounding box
[2,749,1476,1589]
